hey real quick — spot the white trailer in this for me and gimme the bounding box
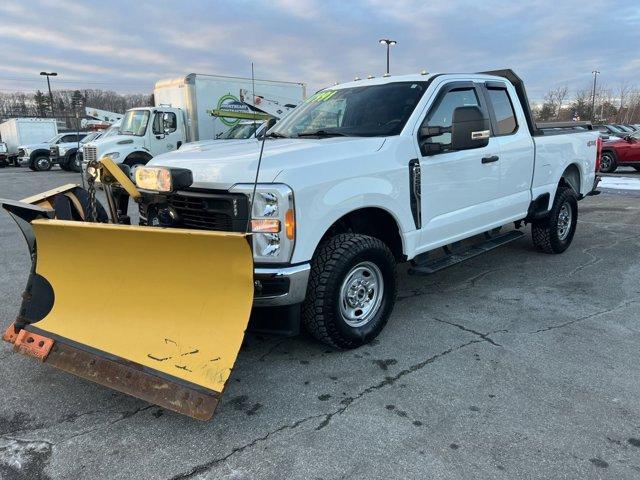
[82,73,306,172]
[0,118,58,156]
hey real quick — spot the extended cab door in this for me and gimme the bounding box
[149,110,184,156]
[481,82,534,219]
[415,81,502,250]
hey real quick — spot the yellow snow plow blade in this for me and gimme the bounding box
[6,219,254,420]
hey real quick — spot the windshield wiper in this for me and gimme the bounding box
[266,132,289,139]
[297,130,347,138]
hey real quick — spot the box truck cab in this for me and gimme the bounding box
[81,73,305,174]
[81,107,185,173]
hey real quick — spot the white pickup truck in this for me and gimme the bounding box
[138,69,600,348]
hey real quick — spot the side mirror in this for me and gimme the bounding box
[450,106,490,151]
[163,113,177,134]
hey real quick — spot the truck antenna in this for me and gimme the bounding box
[246,62,268,234]
[251,62,258,139]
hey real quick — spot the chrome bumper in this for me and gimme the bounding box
[18,156,30,166]
[253,263,310,307]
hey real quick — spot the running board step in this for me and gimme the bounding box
[408,230,525,276]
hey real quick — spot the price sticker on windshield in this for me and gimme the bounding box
[307,90,338,102]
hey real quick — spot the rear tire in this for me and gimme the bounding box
[532,185,578,254]
[302,233,397,349]
[599,151,617,173]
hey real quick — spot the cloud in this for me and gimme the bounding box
[0,0,637,102]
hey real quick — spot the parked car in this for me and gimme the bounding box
[600,130,640,172]
[596,124,627,138]
[615,124,635,133]
[18,132,88,171]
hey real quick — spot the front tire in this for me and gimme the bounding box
[599,151,617,173]
[33,155,52,171]
[69,153,82,172]
[302,234,397,349]
[532,185,578,254]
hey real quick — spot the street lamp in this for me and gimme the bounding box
[40,71,58,118]
[590,70,600,123]
[379,39,397,75]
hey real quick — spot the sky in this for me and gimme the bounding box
[0,0,638,103]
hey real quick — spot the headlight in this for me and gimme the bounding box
[23,148,31,155]
[104,152,120,160]
[135,167,172,192]
[135,166,193,192]
[230,184,296,263]
[58,146,67,155]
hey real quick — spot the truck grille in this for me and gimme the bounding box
[140,190,249,232]
[50,146,60,159]
[84,146,97,163]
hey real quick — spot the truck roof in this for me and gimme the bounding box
[330,72,505,90]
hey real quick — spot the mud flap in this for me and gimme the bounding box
[4,217,254,420]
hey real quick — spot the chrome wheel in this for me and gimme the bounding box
[36,157,50,170]
[339,261,384,327]
[557,202,572,241]
[600,154,612,172]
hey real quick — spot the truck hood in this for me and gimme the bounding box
[149,137,387,189]
[86,135,141,154]
[19,142,50,151]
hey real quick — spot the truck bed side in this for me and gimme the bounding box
[532,131,597,209]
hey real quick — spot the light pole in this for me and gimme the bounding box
[40,71,58,118]
[590,70,600,123]
[379,39,397,75]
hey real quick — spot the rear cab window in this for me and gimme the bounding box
[485,86,517,135]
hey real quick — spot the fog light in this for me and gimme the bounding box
[147,205,179,227]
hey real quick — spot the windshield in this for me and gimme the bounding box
[608,125,623,133]
[120,110,150,136]
[45,134,63,143]
[103,124,120,138]
[270,81,428,138]
[81,132,99,143]
[218,122,262,139]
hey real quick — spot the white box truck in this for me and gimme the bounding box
[0,118,58,166]
[82,73,306,172]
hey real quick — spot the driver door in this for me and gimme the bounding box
[150,111,182,156]
[415,82,502,251]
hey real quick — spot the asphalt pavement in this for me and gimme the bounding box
[1,166,639,479]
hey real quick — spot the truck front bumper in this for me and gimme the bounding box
[18,156,30,166]
[253,263,310,307]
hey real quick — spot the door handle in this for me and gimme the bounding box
[481,155,499,164]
